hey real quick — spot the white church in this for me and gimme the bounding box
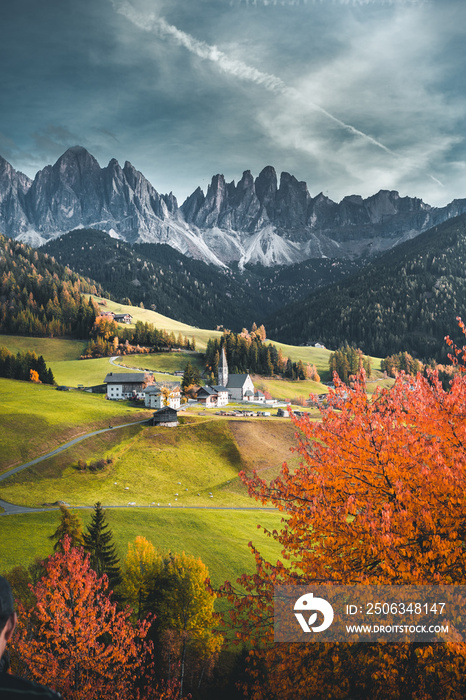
[217,347,255,401]
[197,348,266,406]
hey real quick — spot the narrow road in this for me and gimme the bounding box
[0,418,151,515]
[0,417,275,516]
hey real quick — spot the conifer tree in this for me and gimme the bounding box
[83,502,121,588]
[181,361,195,391]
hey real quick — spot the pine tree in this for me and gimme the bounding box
[181,361,195,391]
[83,502,121,588]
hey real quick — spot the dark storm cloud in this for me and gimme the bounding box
[0,0,465,205]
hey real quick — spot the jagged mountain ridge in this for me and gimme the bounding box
[2,146,466,268]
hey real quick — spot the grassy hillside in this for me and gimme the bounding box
[90,295,222,351]
[0,379,151,472]
[0,418,299,508]
[113,351,204,374]
[0,508,283,588]
[0,336,86,362]
[253,376,328,401]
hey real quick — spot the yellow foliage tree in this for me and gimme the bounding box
[122,541,222,696]
[121,536,161,619]
[29,368,40,383]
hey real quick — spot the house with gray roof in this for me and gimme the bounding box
[143,385,181,410]
[197,384,229,408]
[104,372,153,400]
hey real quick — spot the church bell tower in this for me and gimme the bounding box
[218,347,229,387]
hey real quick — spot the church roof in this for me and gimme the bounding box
[212,385,228,392]
[226,374,250,388]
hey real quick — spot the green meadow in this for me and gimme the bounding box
[113,351,204,375]
[0,418,299,508]
[0,508,283,589]
[0,378,151,472]
[0,336,86,362]
[253,376,328,402]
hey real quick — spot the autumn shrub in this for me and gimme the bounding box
[73,457,112,472]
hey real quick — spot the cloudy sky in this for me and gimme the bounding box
[1,0,465,205]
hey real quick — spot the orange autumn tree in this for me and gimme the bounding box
[12,536,178,700]
[220,328,466,700]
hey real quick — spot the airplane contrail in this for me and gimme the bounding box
[112,0,396,157]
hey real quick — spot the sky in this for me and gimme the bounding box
[1,0,465,206]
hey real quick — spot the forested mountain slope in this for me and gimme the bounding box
[0,234,100,337]
[42,229,357,330]
[266,214,466,360]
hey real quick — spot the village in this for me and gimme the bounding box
[103,347,304,427]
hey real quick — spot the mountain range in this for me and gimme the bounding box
[2,146,466,268]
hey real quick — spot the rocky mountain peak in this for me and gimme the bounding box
[2,146,466,269]
[55,146,100,173]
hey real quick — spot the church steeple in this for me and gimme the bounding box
[218,347,229,387]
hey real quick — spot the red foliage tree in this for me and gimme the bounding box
[12,537,180,700]
[220,327,466,699]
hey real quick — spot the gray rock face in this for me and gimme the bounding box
[0,155,32,238]
[1,146,466,268]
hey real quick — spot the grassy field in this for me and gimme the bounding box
[47,357,160,387]
[0,334,152,387]
[113,351,204,375]
[0,419,299,508]
[0,335,86,362]
[0,379,152,472]
[0,508,283,588]
[90,295,222,351]
[253,375,328,402]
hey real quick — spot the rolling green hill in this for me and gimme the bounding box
[0,416,299,508]
[0,509,283,589]
[0,378,151,472]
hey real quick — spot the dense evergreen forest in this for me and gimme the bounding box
[0,346,55,384]
[267,213,466,361]
[204,326,319,381]
[42,229,357,331]
[0,234,100,338]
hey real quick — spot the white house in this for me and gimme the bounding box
[196,385,229,408]
[143,385,181,410]
[114,313,133,324]
[104,372,152,400]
